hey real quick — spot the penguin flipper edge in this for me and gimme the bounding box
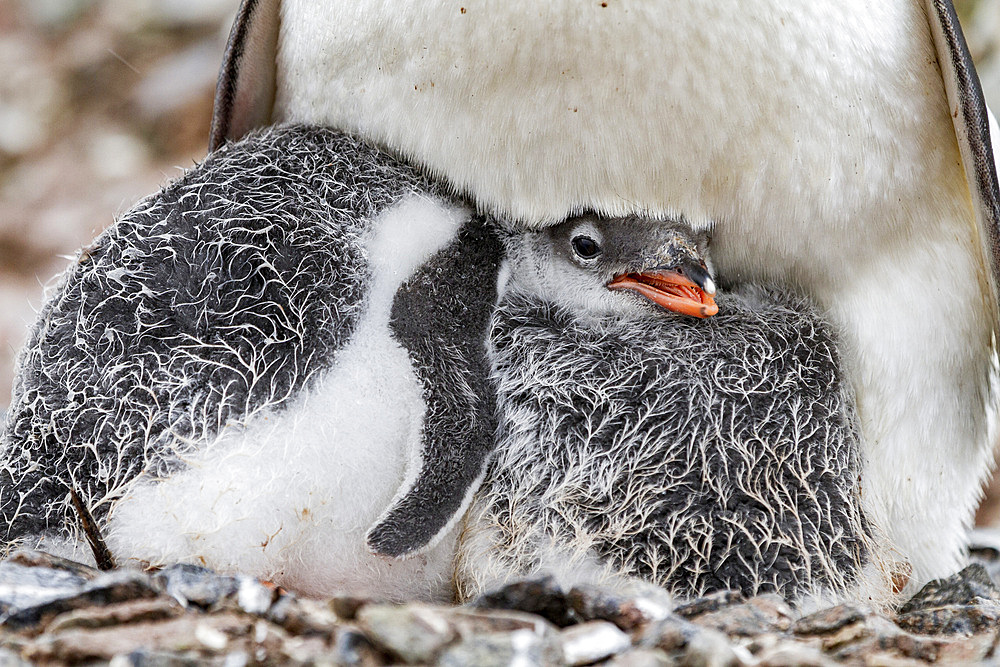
[210,0,280,151]
[925,0,1000,310]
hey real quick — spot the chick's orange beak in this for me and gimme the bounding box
[607,270,718,318]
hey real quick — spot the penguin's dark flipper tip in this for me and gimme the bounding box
[365,522,420,560]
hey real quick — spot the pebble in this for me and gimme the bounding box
[356,604,456,663]
[436,628,563,667]
[2,569,159,632]
[674,590,744,618]
[792,604,865,636]
[470,575,576,627]
[234,577,274,616]
[560,620,632,665]
[567,583,672,631]
[897,564,1000,614]
[154,563,238,610]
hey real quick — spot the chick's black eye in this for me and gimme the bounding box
[571,235,601,259]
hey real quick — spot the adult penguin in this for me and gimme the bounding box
[207,0,1000,588]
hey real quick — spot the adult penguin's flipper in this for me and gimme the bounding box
[925,0,1000,305]
[367,218,503,559]
[209,0,280,151]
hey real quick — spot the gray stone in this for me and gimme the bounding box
[690,599,790,638]
[673,591,744,619]
[567,583,672,631]
[154,563,239,610]
[680,625,747,667]
[333,626,384,667]
[636,615,704,652]
[0,561,89,615]
[898,564,1000,614]
[6,550,100,580]
[44,597,181,634]
[109,650,201,667]
[605,648,673,666]
[0,648,32,667]
[752,641,835,667]
[436,628,564,667]
[896,602,1000,636]
[792,604,865,635]
[235,577,275,616]
[560,620,632,665]
[357,604,457,663]
[2,569,159,632]
[471,575,575,627]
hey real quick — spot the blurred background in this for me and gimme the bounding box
[3,0,1000,523]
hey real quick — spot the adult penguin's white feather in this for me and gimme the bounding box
[211,0,1000,586]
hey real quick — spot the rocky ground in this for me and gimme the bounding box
[1,545,1000,666]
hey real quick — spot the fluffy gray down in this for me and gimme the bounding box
[456,286,872,601]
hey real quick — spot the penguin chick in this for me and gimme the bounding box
[502,214,718,320]
[457,218,879,603]
[0,124,502,601]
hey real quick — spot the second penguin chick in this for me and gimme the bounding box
[457,214,877,603]
[502,215,718,320]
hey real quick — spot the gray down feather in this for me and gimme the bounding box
[0,124,500,555]
[457,286,872,601]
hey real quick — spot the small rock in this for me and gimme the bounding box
[85,131,151,183]
[44,598,181,634]
[23,614,251,663]
[605,648,672,666]
[895,602,1000,635]
[447,606,558,638]
[6,550,100,580]
[673,590,744,619]
[235,577,274,616]
[831,617,941,663]
[636,615,703,652]
[333,626,384,667]
[330,595,371,621]
[133,42,223,120]
[898,564,1000,614]
[194,622,229,651]
[17,0,95,28]
[2,570,159,632]
[819,620,868,651]
[792,604,865,635]
[0,561,89,615]
[560,620,632,665]
[154,563,239,610]
[683,625,747,667]
[567,583,672,631]
[753,640,836,667]
[746,594,793,631]
[471,575,575,627]
[635,613,749,664]
[0,647,32,667]
[266,596,338,637]
[435,628,563,667]
[110,649,201,667]
[690,599,790,637]
[357,604,457,663]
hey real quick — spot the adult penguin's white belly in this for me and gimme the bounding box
[222,0,1000,586]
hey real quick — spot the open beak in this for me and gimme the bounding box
[607,262,718,318]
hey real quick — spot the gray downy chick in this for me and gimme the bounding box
[0,124,501,601]
[457,214,877,602]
